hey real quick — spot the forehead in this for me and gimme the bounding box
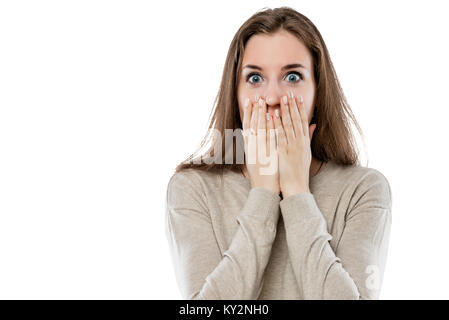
[242,30,313,71]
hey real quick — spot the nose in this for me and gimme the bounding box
[263,83,283,107]
[261,86,284,119]
[265,94,281,111]
[265,95,280,106]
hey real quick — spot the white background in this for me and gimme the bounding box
[0,0,448,299]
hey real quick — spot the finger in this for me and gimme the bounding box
[281,93,295,144]
[273,108,287,151]
[246,98,258,165]
[287,90,303,139]
[250,97,258,135]
[242,97,252,132]
[266,112,276,156]
[242,98,252,148]
[257,97,267,131]
[309,123,317,141]
[297,95,308,137]
[266,112,270,153]
[289,93,303,138]
[257,98,267,160]
[266,112,277,174]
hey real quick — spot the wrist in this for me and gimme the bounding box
[256,185,280,194]
[282,184,310,198]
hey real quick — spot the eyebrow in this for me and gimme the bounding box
[242,63,306,71]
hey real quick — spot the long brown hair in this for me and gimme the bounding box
[175,6,364,173]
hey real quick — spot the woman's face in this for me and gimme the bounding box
[237,29,316,124]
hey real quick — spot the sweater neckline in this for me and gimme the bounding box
[233,160,333,188]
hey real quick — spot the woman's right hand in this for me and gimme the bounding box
[242,96,280,195]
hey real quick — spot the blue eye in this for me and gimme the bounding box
[245,71,303,85]
[247,73,262,84]
[286,71,303,83]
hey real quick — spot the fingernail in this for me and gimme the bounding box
[254,94,259,102]
[244,98,250,108]
[282,96,288,105]
[259,98,264,107]
[266,113,270,120]
[289,90,294,99]
[298,95,303,104]
[275,109,280,118]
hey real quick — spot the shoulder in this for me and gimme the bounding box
[167,168,202,190]
[326,160,392,209]
[167,168,223,192]
[166,168,224,209]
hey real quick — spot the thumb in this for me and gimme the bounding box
[309,124,317,140]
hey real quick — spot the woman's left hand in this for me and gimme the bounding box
[273,90,317,198]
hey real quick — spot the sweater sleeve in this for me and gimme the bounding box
[279,170,392,299]
[165,170,281,300]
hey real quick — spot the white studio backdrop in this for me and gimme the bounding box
[0,0,448,299]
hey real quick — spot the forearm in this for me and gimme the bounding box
[280,192,391,299]
[167,187,281,300]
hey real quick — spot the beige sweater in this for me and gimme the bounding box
[165,160,392,299]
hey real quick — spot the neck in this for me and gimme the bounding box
[310,157,323,177]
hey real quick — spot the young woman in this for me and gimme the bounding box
[165,7,392,300]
